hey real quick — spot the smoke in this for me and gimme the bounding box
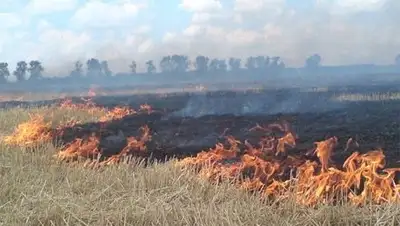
[1,0,400,105]
[169,89,345,118]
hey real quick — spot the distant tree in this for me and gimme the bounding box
[305,54,322,69]
[172,54,189,72]
[217,59,227,72]
[208,59,227,72]
[268,56,285,75]
[0,62,10,83]
[208,58,219,72]
[129,60,137,74]
[277,60,286,71]
[160,55,190,73]
[395,54,400,66]
[13,61,28,82]
[245,56,256,70]
[181,55,190,72]
[86,58,102,77]
[194,55,209,73]
[255,56,267,69]
[101,60,112,76]
[228,57,241,71]
[160,56,172,73]
[264,56,271,69]
[146,60,156,74]
[28,60,44,80]
[70,61,83,77]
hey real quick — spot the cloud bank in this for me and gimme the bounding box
[0,0,399,75]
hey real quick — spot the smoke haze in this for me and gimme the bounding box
[1,0,400,76]
[1,0,400,119]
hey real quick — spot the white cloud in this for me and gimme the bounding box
[179,0,222,12]
[335,0,385,10]
[34,29,92,74]
[25,0,78,14]
[137,39,154,53]
[234,0,281,12]
[70,1,146,28]
[191,12,228,23]
[225,29,262,46]
[38,29,91,55]
[0,13,22,29]
[134,25,151,34]
[234,0,285,13]
[36,19,52,31]
[162,32,177,43]
[317,0,387,13]
[183,25,203,37]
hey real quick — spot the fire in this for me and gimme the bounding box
[88,88,96,97]
[177,123,400,206]
[2,98,150,150]
[313,136,338,172]
[59,97,139,121]
[99,106,137,122]
[55,134,101,161]
[139,104,152,114]
[3,114,53,147]
[98,125,151,166]
[3,97,399,207]
[54,125,151,168]
[59,98,106,115]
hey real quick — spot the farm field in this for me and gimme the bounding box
[0,86,400,225]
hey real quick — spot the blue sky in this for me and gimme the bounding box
[0,0,398,75]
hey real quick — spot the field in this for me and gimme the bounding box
[0,85,400,225]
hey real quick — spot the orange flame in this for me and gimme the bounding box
[177,123,400,206]
[99,106,137,122]
[55,134,101,161]
[3,114,53,147]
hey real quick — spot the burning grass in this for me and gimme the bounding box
[1,95,400,225]
[177,127,400,207]
[3,114,52,147]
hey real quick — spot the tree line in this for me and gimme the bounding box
[70,55,287,76]
[0,61,44,83]
[1,53,399,83]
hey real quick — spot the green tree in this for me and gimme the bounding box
[160,56,172,73]
[129,60,137,74]
[194,55,209,73]
[245,56,256,70]
[101,60,112,76]
[305,54,322,69]
[0,62,10,83]
[228,57,241,71]
[86,58,102,77]
[171,54,189,72]
[269,56,285,75]
[208,59,227,72]
[70,61,83,77]
[160,55,189,73]
[13,61,28,82]
[146,60,156,74]
[28,60,44,80]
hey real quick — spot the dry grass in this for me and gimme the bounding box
[0,107,400,225]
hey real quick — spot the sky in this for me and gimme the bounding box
[0,0,399,75]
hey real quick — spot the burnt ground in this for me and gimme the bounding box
[47,86,400,168]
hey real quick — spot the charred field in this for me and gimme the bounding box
[47,86,400,165]
[1,84,400,225]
